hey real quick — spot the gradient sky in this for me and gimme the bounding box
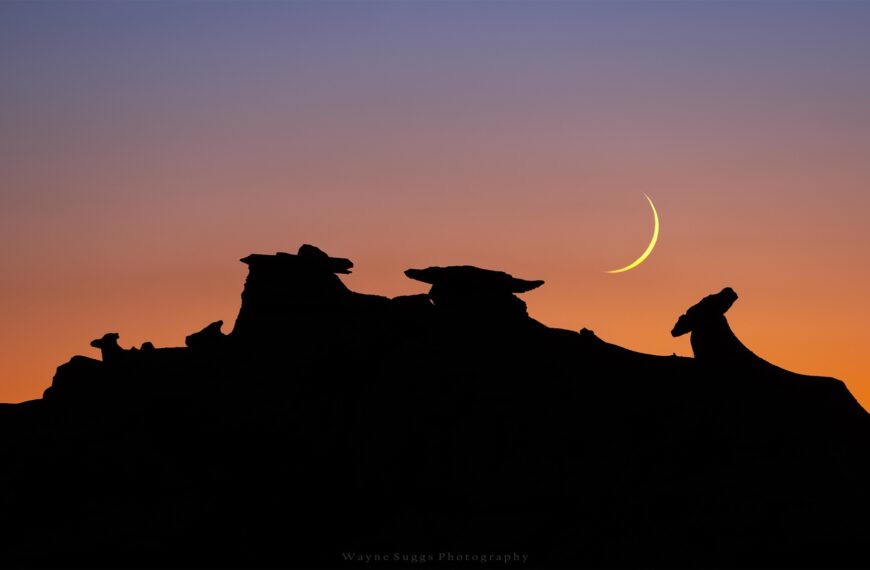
[2,1,870,409]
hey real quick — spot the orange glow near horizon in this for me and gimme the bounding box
[2,2,870,411]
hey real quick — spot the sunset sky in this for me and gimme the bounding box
[2,1,869,409]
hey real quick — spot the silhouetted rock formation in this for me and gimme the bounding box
[0,246,868,570]
[89,332,123,362]
[42,354,103,401]
[232,245,353,336]
[185,320,226,349]
[231,244,388,349]
[670,286,765,364]
[405,265,543,322]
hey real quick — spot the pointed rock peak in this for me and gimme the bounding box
[404,266,543,294]
[672,287,738,337]
[185,320,226,349]
[241,244,353,274]
[296,244,354,274]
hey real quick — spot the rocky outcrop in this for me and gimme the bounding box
[89,332,124,363]
[404,265,543,323]
[671,288,869,431]
[42,355,104,400]
[185,320,226,350]
[230,244,390,347]
[670,287,762,366]
[2,245,867,569]
[231,244,354,337]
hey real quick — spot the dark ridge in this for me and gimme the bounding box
[0,244,867,569]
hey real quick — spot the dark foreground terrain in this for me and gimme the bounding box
[1,244,867,569]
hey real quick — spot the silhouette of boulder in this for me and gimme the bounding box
[671,287,737,335]
[404,265,543,321]
[89,332,123,363]
[185,320,226,349]
[579,327,604,344]
[670,287,765,365]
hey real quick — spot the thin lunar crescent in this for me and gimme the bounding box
[606,194,660,274]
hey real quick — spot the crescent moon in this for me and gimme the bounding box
[606,194,660,274]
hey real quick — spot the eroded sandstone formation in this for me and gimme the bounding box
[404,265,543,322]
[2,244,866,569]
